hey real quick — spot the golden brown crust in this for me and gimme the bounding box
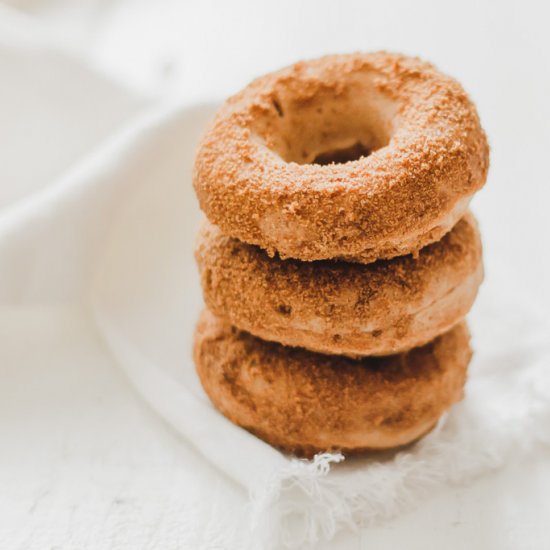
[196,212,483,357]
[194,309,471,458]
[193,52,489,262]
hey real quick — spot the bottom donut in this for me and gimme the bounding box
[194,309,471,458]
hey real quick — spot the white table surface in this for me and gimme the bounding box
[1,1,550,548]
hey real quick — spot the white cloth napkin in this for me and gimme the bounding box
[2,9,550,549]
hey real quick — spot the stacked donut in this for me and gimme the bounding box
[193,52,489,458]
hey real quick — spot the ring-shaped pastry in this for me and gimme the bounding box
[193,52,489,262]
[196,213,482,357]
[195,310,471,457]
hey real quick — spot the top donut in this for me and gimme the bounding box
[193,52,489,262]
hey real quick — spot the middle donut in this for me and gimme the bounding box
[196,212,483,357]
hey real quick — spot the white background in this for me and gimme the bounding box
[5,0,550,302]
[1,1,549,549]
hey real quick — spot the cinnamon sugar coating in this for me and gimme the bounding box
[194,310,471,458]
[193,52,489,262]
[196,212,483,356]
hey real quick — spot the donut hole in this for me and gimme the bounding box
[313,141,371,165]
[257,78,398,165]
